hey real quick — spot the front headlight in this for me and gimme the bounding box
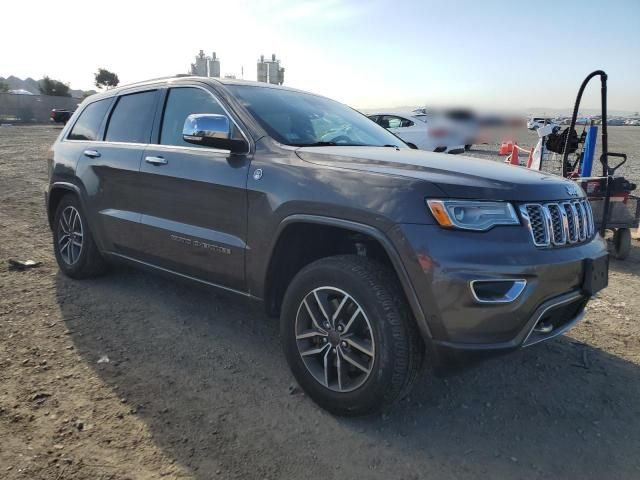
[426,199,519,231]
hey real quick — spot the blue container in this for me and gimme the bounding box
[580,126,598,177]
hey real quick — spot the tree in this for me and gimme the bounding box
[39,76,71,97]
[0,79,8,93]
[94,68,119,89]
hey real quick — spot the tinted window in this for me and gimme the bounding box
[160,87,238,147]
[226,85,405,148]
[105,91,157,143]
[67,99,110,141]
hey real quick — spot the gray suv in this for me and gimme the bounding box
[45,77,609,416]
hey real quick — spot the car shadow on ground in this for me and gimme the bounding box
[56,266,640,479]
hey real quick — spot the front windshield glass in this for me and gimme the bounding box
[226,84,407,148]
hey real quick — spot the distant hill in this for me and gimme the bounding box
[0,75,96,99]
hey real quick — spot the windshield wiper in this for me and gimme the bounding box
[293,142,400,148]
[292,141,340,147]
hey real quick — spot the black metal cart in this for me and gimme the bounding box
[575,176,639,259]
[555,71,639,259]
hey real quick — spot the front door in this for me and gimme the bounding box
[136,86,251,291]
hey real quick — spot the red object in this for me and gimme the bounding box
[508,145,520,165]
[526,147,534,168]
[498,139,515,155]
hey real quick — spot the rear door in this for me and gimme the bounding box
[75,88,160,255]
[136,85,251,291]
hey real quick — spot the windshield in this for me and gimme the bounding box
[226,85,407,148]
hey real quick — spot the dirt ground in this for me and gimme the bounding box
[1,124,639,480]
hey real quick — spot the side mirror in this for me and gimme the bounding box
[182,114,247,154]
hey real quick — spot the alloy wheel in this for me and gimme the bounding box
[295,286,375,392]
[57,206,84,265]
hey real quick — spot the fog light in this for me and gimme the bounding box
[470,279,527,304]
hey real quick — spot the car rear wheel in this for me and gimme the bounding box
[281,255,424,416]
[53,194,107,279]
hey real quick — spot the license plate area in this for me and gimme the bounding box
[583,254,609,296]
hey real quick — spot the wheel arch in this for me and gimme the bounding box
[47,182,83,229]
[263,214,432,340]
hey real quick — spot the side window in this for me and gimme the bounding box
[379,115,414,129]
[399,117,414,127]
[104,91,158,143]
[67,99,110,141]
[382,116,402,128]
[160,87,237,148]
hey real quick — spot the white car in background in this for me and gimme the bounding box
[413,108,479,150]
[367,112,465,154]
[527,116,558,130]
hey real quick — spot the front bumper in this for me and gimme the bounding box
[390,224,608,351]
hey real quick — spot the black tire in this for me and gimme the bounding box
[612,228,631,260]
[53,194,107,279]
[281,255,424,416]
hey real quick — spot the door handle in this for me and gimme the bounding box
[145,156,167,166]
[83,149,101,158]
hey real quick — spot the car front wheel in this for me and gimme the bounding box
[281,255,424,416]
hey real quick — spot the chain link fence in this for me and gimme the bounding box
[0,93,81,123]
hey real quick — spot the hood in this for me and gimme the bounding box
[295,146,584,202]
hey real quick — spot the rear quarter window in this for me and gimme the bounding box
[105,90,158,144]
[67,99,111,141]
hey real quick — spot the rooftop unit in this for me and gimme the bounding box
[257,54,285,85]
[190,50,220,78]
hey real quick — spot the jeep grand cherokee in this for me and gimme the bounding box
[45,77,608,416]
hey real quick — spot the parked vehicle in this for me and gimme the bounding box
[527,116,558,130]
[50,108,74,124]
[46,77,609,416]
[368,112,465,153]
[415,108,479,150]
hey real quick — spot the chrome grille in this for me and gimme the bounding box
[520,199,594,248]
[525,205,547,245]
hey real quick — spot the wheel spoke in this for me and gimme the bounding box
[60,240,70,253]
[336,348,344,391]
[340,349,370,374]
[342,307,362,334]
[313,290,331,323]
[63,209,72,230]
[323,347,332,387]
[71,211,79,232]
[300,343,330,357]
[345,337,374,358]
[296,330,325,340]
[60,214,70,234]
[331,295,349,324]
[303,299,327,334]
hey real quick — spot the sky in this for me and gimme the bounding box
[2,0,639,112]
